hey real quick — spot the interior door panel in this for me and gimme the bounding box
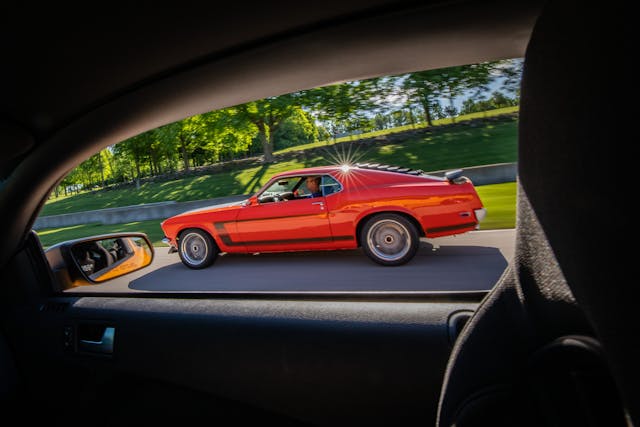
[0,234,484,425]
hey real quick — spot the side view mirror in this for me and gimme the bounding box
[45,233,154,289]
[243,195,258,206]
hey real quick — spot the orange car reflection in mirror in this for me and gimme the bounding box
[67,237,153,286]
[91,237,153,282]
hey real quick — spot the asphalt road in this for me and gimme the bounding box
[71,229,515,293]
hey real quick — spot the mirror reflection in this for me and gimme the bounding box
[71,236,153,282]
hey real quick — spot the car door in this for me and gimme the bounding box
[235,176,333,252]
[1,232,485,425]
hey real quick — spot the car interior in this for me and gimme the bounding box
[0,1,635,425]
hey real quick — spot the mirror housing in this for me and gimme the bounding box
[243,195,258,206]
[45,232,154,289]
[444,169,463,181]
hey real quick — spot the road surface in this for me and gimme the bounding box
[71,229,515,293]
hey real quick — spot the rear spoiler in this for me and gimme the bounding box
[355,163,469,184]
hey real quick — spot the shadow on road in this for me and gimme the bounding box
[129,240,508,292]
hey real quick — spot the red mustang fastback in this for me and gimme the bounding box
[160,164,486,268]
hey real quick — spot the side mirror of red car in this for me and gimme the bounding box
[243,195,258,206]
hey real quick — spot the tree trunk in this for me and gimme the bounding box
[98,154,105,188]
[134,154,141,181]
[180,139,190,171]
[449,95,456,123]
[260,123,274,162]
[421,96,433,127]
[106,151,116,181]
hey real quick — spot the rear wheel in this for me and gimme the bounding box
[361,214,419,266]
[178,228,218,269]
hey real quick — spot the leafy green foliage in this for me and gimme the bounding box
[48,59,522,200]
[461,92,518,115]
[41,119,517,216]
[272,107,319,150]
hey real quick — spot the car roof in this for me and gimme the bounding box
[273,166,344,178]
[1,1,401,140]
[272,164,437,180]
[0,1,540,149]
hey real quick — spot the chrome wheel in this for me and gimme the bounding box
[178,228,218,269]
[366,219,411,262]
[361,214,419,266]
[180,233,209,265]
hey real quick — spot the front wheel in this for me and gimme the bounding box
[361,214,419,266]
[178,228,219,269]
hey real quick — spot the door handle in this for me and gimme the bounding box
[78,326,115,354]
[448,311,473,345]
[311,201,324,210]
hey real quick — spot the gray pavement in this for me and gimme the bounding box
[71,229,515,293]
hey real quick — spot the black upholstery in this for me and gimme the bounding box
[436,1,634,425]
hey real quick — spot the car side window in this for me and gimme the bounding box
[297,176,316,197]
[321,175,342,196]
[258,177,302,203]
[36,56,522,293]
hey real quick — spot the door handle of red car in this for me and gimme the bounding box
[311,201,325,210]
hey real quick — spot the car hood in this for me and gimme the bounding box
[178,199,247,216]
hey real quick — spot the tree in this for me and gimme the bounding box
[403,62,496,124]
[174,117,205,171]
[460,91,518,114]
[300,79,380,141]
[200,109,257,162]
[114,133,151,185]
[496,58,523,98]
[272,107,318,150]
[402,70,445,126]
[233,94,298,162]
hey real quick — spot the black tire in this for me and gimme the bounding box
[177,228,219,269]
[361,213,419,266]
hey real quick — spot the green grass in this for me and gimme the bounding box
[37,220,166,249]
[274,106,519,154]
[41,159,311,216]
[475,182,517,229]
[41,118,518,216]
[36,182,517,249]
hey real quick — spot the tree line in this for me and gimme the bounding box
[54,59,522,197]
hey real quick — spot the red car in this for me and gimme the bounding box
[160,163,486,268]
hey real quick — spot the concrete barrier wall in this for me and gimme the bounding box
[34,195,248,230]
[428,162,517,186]
[34,162,516,230]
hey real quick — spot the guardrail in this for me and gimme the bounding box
[34,162,516,230]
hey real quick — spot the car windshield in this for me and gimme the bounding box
[36,58,522,293]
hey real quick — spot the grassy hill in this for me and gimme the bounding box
[41,116,518,217]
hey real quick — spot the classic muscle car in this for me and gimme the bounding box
[160,163,486,268]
